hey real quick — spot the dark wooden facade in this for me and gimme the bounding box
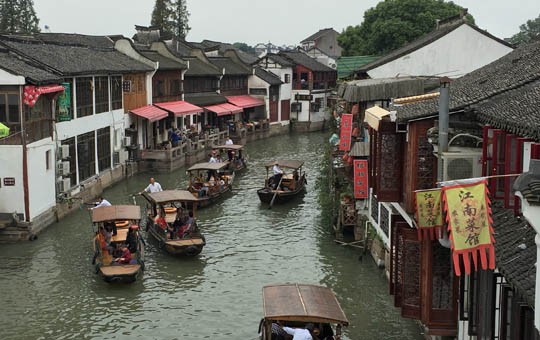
[220,75,248,96]
[292,65,336,91]
[152,70,182,103]
[184,76,219,94]
[123,73,147,113]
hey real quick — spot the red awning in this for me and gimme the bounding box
[154,101,203,116]
[225,95,265,108]
[23,84,65,107]
[205,104,231,116]
[130,105,168,122]
[219,103,243,114]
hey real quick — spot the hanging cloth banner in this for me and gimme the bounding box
[442,179,495,276]
[415,189,443,240]
[353,159,368,199]
[339,113,353,151]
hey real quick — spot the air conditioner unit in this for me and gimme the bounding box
[61,178,71,192]
[56,177,71,193]
[59,145,70,159]
[442,152,482,181]
[56,161,70,176]
[122,136,131,147]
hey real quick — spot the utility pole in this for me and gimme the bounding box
[437,77,451,183]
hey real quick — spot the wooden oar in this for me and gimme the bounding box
[269,176,284,209]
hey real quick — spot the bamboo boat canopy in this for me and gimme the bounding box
[92,205,141,222]
[262,284,349,325]
[264,160,304,169]
[187,162,231,171]
[143,190,200,204]
[214,144,244,150]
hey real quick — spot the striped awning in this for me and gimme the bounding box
[130,105,168,122]
[154,101,204,116]
[205,103,243,116]
[226,95,264,108]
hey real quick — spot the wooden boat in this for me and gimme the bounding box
[213,144,248,173]
[141,190,205,256]
[91,205,145,283]
[186,162,234,208]
[258,283,349,340]
[257,160,307,205]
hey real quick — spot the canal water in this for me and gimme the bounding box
[0,132,422,340]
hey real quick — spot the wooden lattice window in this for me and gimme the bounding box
[417,137,436,190]
[97,127,111,172]
[380,204,390,237]
[76,77,93,118]
[370,194,379,223]
[375,122,403,202]
[401,227,422,319]
[111,76,122,110]
[94,76,109,114]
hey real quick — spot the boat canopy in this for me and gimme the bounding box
[264,160,304,170]
[262,284,349,325]
[187,162,231,171]
[92,205,141,223]
[214,144,244,151]
[142,190,199,204]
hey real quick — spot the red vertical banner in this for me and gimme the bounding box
[339,113,353,151]
[353,159,368,199]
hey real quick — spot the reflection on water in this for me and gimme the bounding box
[0,132,422,340]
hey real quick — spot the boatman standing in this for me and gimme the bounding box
[225,137,234,145]
[272,162,283,189]
[143,177,163,193]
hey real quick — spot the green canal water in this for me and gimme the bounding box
[0,132,423,340]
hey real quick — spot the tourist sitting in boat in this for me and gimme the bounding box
[177,211,195,239]
[125,225,139,253]
[113,246,132,265]
[155,209,167,230]
[209,153,218,163]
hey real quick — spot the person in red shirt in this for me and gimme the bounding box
[114,246,132,265]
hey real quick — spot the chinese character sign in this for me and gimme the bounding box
[57,82,72,122]
[442,179,495,276]
[339,113,353,151]
[353,160,368,199]
[415,189,443,240]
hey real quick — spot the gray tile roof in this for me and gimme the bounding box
[208,56,251,75]
[0,50,62,84]
[475,79,540,141]
[254,67,282,86]
[167,40,194,57]
[359,21,513,73]
[257,53,294,67]
[395,39,540,123]
[280,51,335,72]
[183,56,221,77]
[0,35,153,76]
[201,39,259,64]
[32,33,115,49]
[300,28,337,43]
[138,50,186,70]
[492,206,536,308]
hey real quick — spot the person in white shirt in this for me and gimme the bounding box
[271,162,284,189]
[89,197,111,210]
[225,137,233,145]
[272,163,283,176]
[209,154,218,163]
[143,177,163,193]
[282,323,314,340]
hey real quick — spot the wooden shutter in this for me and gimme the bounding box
[375,122,403,202]
[400,224,422,319]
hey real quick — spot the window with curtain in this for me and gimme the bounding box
[97,127,111,172]
[76,77,93,117]
[94,76,109,114]
[111,76,122,110]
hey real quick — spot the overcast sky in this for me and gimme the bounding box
[34,0,539,46]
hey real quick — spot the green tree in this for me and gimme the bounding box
[0,0,40,33]
[151,0,190,40]
[232,42,255,54]
[151,0,174,39]
[338,0,473,56]
[172,0,190,40]
[508,14,540,45]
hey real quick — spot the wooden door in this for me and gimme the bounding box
[280,99,290,121]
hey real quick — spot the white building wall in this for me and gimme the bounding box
[291,89,310,122]
[258,62,293,123]
[248,74,271,119]
[368,25,513,79]
[0,146,24,217]
[0,69,25,85]
[26,138,56,220]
